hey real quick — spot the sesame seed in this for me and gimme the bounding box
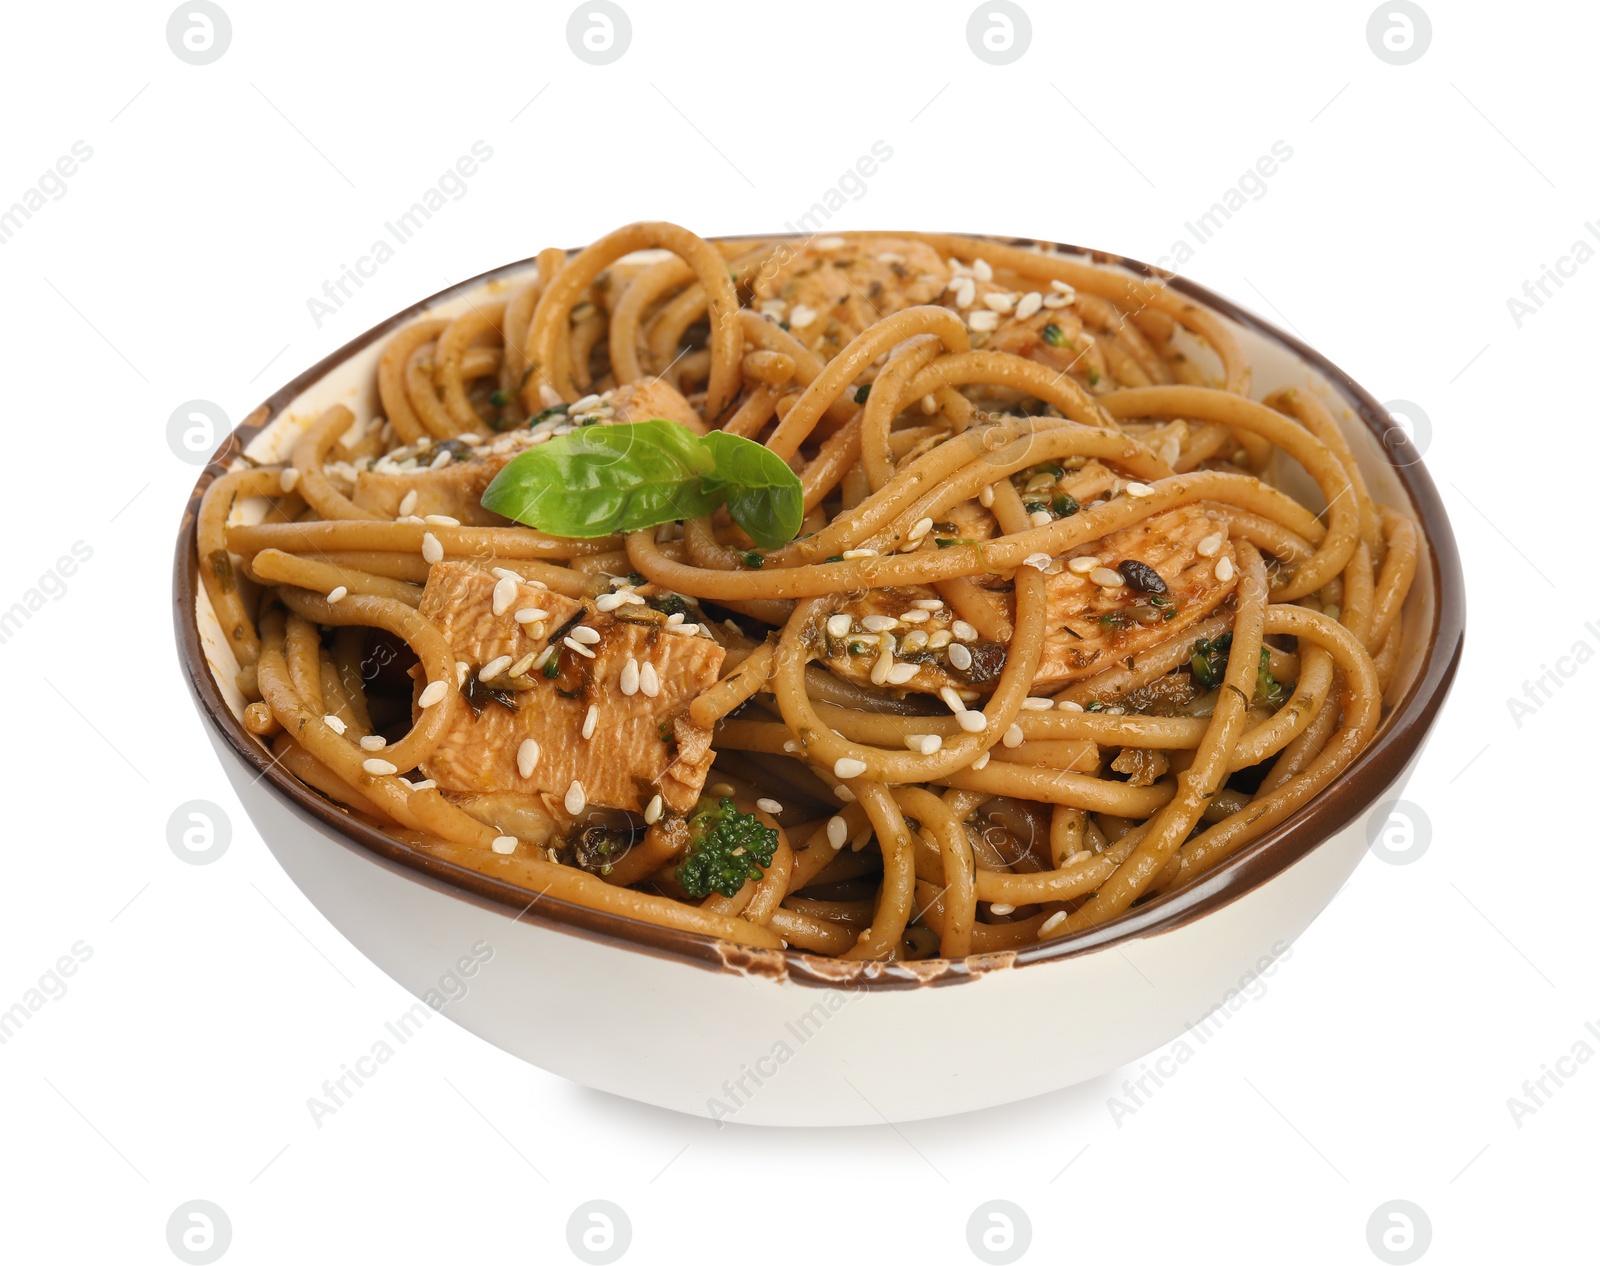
[826,614,853,638]
[491,566,521,582]
[531,645,556,671]
[643,794,664,824]
[410,779,436,791]
[835,785,857,802]
[1049,279,1076,297]
[594,591,624,612]
[1090,567,1125,588]
[570,626,601,645]
[322,714,347,734]
[1015,291,1043,320]
[928,630,952,649]
[491,835,517,854]
[1068,556,1099,574]
[665,612,685,627]
[939,686,965,713]
[841,547,878,560]
[1021,697,1054,711]
[1003,723,1024,748]
[363,758,398,776]
[898,609,930,624]
[397,489,418,517]
[922,393,939,413]
[1039,911,1068,937]
[952,276,976,308]
[972,258,993,281]
[913,598,944,610]
[423,514,460,527]
[979,484,995,507]
[971,751,991,771]
[815,235,845,249]
[983,291,1016,314]
[989,903,1016,916]
[967,309,1000,333]
[514,607,548,624]
[900,629,929,652]
[833,756,868,780]
[326,585,348,603]
[480,655,512,679]
[952,620,978,642]
[790,304,818,328]
[508,651,537,677]
[862,614,898,633]
[756,797,783,815]
[782,740,799,754]
[1024,553,1054,571]
[905,733,942,755]
[280,467,300,493]
[421,532,443,564]
[958,709,988,733]
[1041,294,1069,309]
[1029,510,1053,528]
[517,738,540,777]
[948,642,974,672]
[667,622,700,636]
[639,662,660,697]
[562,637,596,659]
[492,576,518,616]
[886,663,919,685]
[564,780,586,815]
[1215,556,1236,582]
[582,704,598,739]
[1068,850,1094,865]
[419,680,448,707]
[1127,481,1155,497]
[870,648,894,686]
[456,661,469,686]
[429,450,452,470]
[571,394,602,411]
[827,816,849,849]
[620,657,640,695]
[1057,699,1084,712]
[1196,532,1224,557]
[908,517,934,541]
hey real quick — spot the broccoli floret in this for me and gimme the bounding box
[675,797,778,898]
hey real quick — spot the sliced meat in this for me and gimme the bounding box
[416,562,726,815]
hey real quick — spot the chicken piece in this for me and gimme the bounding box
[416,562,726,815]
[752,236,949,359]
[348,378,700,524]
[814,505,1237,696]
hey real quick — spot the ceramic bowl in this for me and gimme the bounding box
[173,235,1464,1126]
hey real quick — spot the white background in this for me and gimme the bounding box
[1,1,1595,1262]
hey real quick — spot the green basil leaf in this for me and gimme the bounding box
[480,419,803,550]
[700,431,803,551]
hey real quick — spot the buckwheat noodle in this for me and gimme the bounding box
[197,222,1419,962]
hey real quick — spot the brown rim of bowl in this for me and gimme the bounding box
[172,232,1464,991]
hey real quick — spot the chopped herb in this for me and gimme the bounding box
[1024,500,1050,515]
[527,403,569,427]
[489,389,510,407]
[628,571,646,585]
[542,648,563,679]
[1042,323,1068,348]
[1053,493,1080,518]
[934,537,975,548]
[648,592,691,618]
[1256,647,1285,707]
[1099,612,1132,629]
[742,551,764,569]
[1084,700,1107,712]
[1087,371,1101,386]
[854,384,872,404]
[1189,634,1233,689]
[462,672,520,716]
[847,641,869,656]
[825,554,844,563]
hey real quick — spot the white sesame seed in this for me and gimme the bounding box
[952,620,978,642]
[826,614,853,638]
[480,655,512,679]
[667,622,700,636]
[971,750,991,771]
[1196,532,1224,557]
[363,758,397,776]
[1127,481,1155,497]
[1090,567,1125,588]
[905,733,942,755]
[922,393,939,413]
[983,291,1016,314]
[1041,294,1069,309]
[570,626,601,645]
[979,484,995,508]
[639,662,660,697]
[948,642,974,672]
[562,637,596,659]
[1015,291,1044,320]
[582,704,598,739]
[410,779,436,791]
[514,607,548,624]
[815,235,845,249]
[419,681,451,713]
[841,548,878,560]
[517,738,540,778]
[789,303,818,328]
[940,686,966,713]
[279,466,300,493]
[1068,556,1100,575]
[898,609,930,624]
[423,514,460,526]
[355,734,384,752]
[531,645,556,671]
[862,614,898,633]
[1003,723,1024,748]
[490,835,517,854]
[429,450,452,470]
[564,780,586,815]
[969,258,992,281]
[827,816,849,849]
[397,489,418,517]
[1068,850,1094,866]
[989,903,1016,916]
[913,598,944,611]
[908,517,934,541]
[1029,510,1053,528]
[1021,697,1054,711]
[782,740,799,754]
[833,756,868,780]
[456,660,469,687]
[508,651,537,677]
[319,715,347,739]
[1049,279,1076,297]
[886,663,919,685]
[1039,911,1068,937]
[421,532,443,564]
[665,612,685,627]
[1024,553,1054,571]
[1057,699,1084,712]
[491,566,520,582]
[620,657,640,695]
[1215,556,1236,582]
[595,591,625,612]
[644,794,664,824]
[900,629,929,653]
[492,576,518,616]
[326,585,348,603]
[952,276,976,308]
[870,648,894,686]
[756,797,783,815]
[835,784,858,802]
[957,709,988,733]
[928,630,952,649]
[967,309,1000,333]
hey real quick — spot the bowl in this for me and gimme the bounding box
[173,234,1464,1126]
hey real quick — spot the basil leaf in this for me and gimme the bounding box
[480,419,804,550]
[700,431,803,550]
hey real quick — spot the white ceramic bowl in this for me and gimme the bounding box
[174,235,1464,1126]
